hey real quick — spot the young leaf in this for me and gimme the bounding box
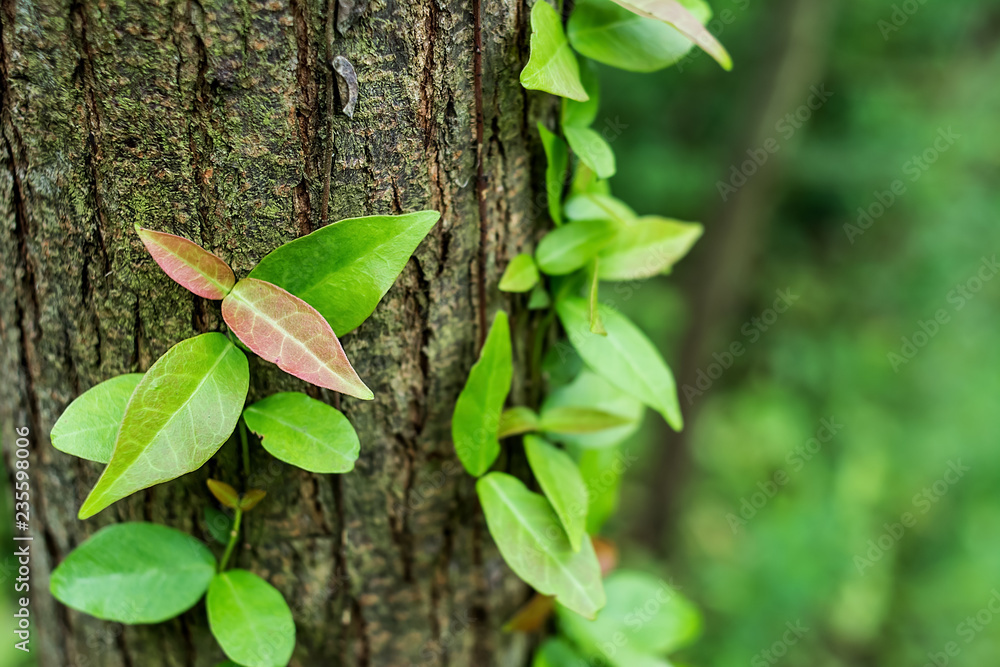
[535,220,616,276]
[564,127,616,179]
[222,278,373,400]
[248,211,441,336]
[557,297,682,430]
[609,0,732,71]
[557,570,702,662]
[568,0,714,73]
[564,193,636,225]
[588,260,606,335]
[498,406,540,439]
[529,284,553,310]
[524,436,589,552]
[79,333,249,519]
[243,392,360,473]
[452,312,512,476]
[50,523,216,623]
[239,489,267,511]
[543,370,643,448]
[50,373,143,463]
[538,124,569,225]
[205,507,234,545]
[561,59,600,128]
[477,472,605,618]
[598,217,703,280]
[136,226,236,300]
[207,479,240,509]
[207,570,295,667]
[520,1,589,102]
[539,406,632,434]
[499,254,541,293]
[503,593,555,633]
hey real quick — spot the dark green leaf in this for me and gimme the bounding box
[536,220,617,276]
[452,312,513,476]
[207,570,296,667]
[79,333,249,519]
[539,124,570,225]
[204,507,234,545]
[598,217,703,280]
[499,253,541,293]
[244,392,360,473]
[50,523,216,623]
[524,436,589,552]
[565,126,616,179]
[249,211,440,336]
[51,373,143,464]
[477,472,605,618]
[520,1,589,101]
[498,407,540,439]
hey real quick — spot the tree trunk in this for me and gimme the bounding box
[0,0,543,664]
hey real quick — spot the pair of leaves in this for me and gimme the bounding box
[452,312,513,476]
[207,480,266,512]
[477,472,605,619]
[244,392,360,474]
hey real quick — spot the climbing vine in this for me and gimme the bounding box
[451,0,731,663]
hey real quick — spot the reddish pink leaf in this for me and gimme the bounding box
[222,278,374,399]
[136,226,236,300]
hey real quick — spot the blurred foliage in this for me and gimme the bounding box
[596,0,1000,664]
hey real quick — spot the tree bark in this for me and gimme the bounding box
[0,0,544,664]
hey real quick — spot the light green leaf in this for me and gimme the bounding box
[576,444,626,533]
[529,284,553,310]
[557,570,702,663]
[557,298,682,430]
[50,373,143,463]
[500,254,541,293]
[538,124,569,225]
[243,392,360,473]
[208,570,295,667]
[564,193,636,225]
[477,472,605,618]
[520,1,589,101]
[79,333,249,519]
[599,217,703,280]
[564,126,616,179]
[50,523,216,623]
[248,211,440,336]
[610,0,732,70]
[539,406,632,434]
[452,312,513,476]
[543,370,643,448]
[570,163,610,197]
[205,506,234,545]
[524,436,589,552]
[562,58,600,128]
[533,637,589,666]
[568,0,712,73]
[498,406,540,439]
[536,220,617,276]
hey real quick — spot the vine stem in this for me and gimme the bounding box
[239,416,250,477]
[218,505,243,573]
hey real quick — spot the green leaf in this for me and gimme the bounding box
[249,211,440,336]
[568,0,714,73]
[588,260,605,335]
[136,226,236,300]
[215,663,242,667]
[243,392,360,473]
[498,406,540,439]
[538,123,569,225]
[222,278,372,400]
[79,333,249,519]
[477,472,605,618]
[204,507,234,545]
[609,0,732,70]
[570,163,610,197]
[561,59,601,128]
[536,220,617,276]
[539,406,632,434]
[50,373,143,463]
[520,1,589,101]
[543,370,643,448]
[598,217,703,280]
[452,312,512,476]
[576,445,624,533]
[499,254,541,293]
[557,570,702,663]
[50,522,216,623]
[533,637,589,666]
[556,297,682,430]
[207,570,295,667]
[524,436,589,552]
[564,193,636,225]
[529,284,553,310]
[564,127,616,179]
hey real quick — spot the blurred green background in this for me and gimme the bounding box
[595,0,1000,664]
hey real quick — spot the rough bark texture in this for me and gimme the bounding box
[0,0,547,664]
